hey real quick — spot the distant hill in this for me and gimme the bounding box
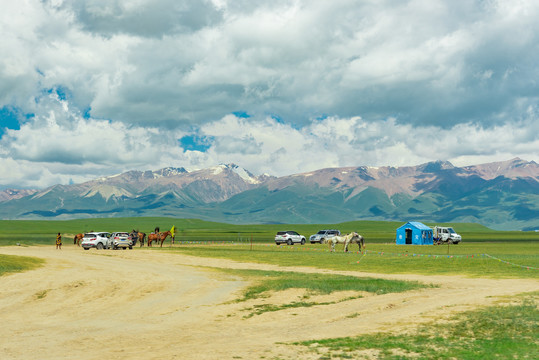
[1,159,538,231]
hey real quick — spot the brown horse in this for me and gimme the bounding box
[147,233,158,247]
[137,232,146,247]
[73,233,83,246]
[148,231,173,247]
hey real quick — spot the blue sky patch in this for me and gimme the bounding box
[271,114,284,124]
[0,106,22,138]
[45,86,70,101]
[315,114,329,121]
[232,111,250,118]
[83,106,92,119]
[179,134,214,152]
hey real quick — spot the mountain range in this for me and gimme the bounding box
[1,159,538,231]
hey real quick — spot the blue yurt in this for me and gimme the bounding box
[396,222,433,245]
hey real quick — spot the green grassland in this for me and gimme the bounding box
[166,242,538,278]
[0,217,538,245]
[296,293,538,360]
[0,253,44,276]
[1,217,537,278]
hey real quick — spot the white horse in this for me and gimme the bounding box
[329,232,363,252]
[344,232,364,253]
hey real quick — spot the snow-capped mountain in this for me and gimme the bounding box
[1,159,538,230]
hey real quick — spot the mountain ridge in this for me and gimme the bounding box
[1,158,538,230]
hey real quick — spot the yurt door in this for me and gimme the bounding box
[405,228,413,244]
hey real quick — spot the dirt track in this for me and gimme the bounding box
[0,245,537,359]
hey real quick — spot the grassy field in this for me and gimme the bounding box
[0,253,44,276]
[163,241,538,278]
[1,217,538,246]
[1,217,537,278]
[296,293,538,359]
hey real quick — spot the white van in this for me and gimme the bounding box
[433,226,462,244]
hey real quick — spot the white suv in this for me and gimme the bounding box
[275,231,306,245]
[309,229,340,244]
[109,232,133,250]
[81,232,111,250]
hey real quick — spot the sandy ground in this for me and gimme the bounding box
[0,245,537,360]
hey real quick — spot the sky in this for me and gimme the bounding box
[1,0,538,189]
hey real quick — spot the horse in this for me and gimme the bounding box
[137,232,146,247]
[344,232,365,253]
[147,232,158,247]
[73,233,83,246]
[328,232,362,252]
[328,232,353,252]
[157,231,173,247]
[147,231,172,247]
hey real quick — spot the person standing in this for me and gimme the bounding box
[56,232,62,249]
[170,225,175,244]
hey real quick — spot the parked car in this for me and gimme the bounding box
[309,229,341,244]
[81,232,111,250]
[109,232,133,250]
[433,226,462,244]
[275,231,306,245]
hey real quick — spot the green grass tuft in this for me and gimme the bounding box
[213,268,431,317]
[0,254,45,276]
[34,289,49,299]
[218,269,430,301]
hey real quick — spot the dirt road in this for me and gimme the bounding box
[0,246,537,359]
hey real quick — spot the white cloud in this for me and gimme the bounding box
[3,0,539,127]
[1,105,538,188]
[0,94,188,187]
[1,0,539,188]
[181,113,539,177]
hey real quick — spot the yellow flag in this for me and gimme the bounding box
[170,225,175,237]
